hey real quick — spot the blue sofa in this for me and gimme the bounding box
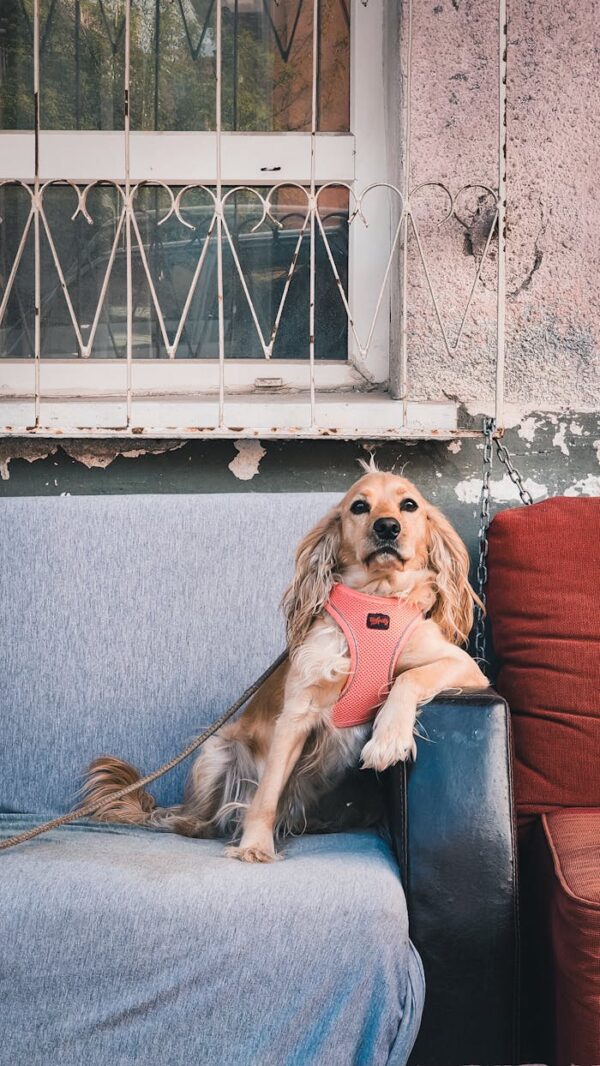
[0,493,517,1065]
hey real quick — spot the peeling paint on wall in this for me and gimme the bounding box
[517,417,540,443]
[0,442,57,481]
[489,475,548,503]
[61,441,185,470]
[0,440,185,480]
[228,440,267,481]
[454,474,547,505]
[454,477,483,504]
[565,474,600,497]
[552,423,569,456]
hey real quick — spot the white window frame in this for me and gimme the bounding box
[0,0,508,438]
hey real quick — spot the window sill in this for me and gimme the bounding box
[0,393,462,440]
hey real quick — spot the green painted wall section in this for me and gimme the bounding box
[1,414,598,559]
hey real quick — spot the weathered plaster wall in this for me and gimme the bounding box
[405,0,600,410]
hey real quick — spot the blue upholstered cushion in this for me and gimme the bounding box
[0,493,338,814]
[0,819,424,1066]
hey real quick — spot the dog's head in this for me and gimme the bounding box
[283,466,479,649]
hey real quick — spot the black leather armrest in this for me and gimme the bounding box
[383,690,519,1066]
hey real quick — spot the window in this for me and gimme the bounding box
[0,1,503,437]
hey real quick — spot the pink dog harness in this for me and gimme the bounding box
[323,584,423,729]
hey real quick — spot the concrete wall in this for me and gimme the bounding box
[403,0,599,411]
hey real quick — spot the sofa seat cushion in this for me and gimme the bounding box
[487,496,600,820]
[0,819,424,1066]
[0,493,340,816]
[542,809,600,1066]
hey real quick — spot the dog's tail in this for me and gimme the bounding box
[81,758,185,831]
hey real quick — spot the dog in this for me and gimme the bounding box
[83,465,488,862]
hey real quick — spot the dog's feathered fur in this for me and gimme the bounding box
[83,468,488,862]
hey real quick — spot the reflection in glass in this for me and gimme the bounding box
[0,183,349,361]
[131,1,217,131]
[1,0,350,133]
[220,0,350,132]
[132,184,349,359]
[133,0,350,133]
[0,184,35,357]
[39,0,127,130]
[0,0,34,130]
[38,184,126,358]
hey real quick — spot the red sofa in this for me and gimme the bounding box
[487,496,600,1066]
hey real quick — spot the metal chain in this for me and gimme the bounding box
[475,417,534,669]
[494,436,534,506]
[475,417,494,664]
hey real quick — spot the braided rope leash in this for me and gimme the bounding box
[0,650,289,854]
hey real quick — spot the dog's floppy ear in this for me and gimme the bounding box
[282,508,342,649]
[426,505,481,645]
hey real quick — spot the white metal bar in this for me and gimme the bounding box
[452,203,499,350]
[496,0,507,429]
[400,0,413,426]
[220,192,274,359]
[0,134,36,179]
[80,199,126,359]
[316,182,406,360]
[33,0,40,428]
[346,0,389,385]
[129,202,175,357]
[38,193,88,354]
[308,0,319,429]
[125,0,132,427]
[213,0,226,428]
[169,210,218,358]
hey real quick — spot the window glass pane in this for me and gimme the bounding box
[0,184,35,356]
[131,183,217,358]
[317,0,350,132]
[0,0,34,129]
[132,0,351,133]
[40,0,126,130]
[131,184,349,359]
[30,0,349,132]
[34,184,125,357]
[220,0,350,132]
[220,185,349,358]
[0,182,349,361]
[130,1,216,131]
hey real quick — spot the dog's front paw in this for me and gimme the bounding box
[360,728,417,772]
[225,844,280,864]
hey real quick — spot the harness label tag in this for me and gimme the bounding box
[366,612,390,630]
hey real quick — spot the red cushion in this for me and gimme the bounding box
[487,497,600,819]
[542,809,600,1066]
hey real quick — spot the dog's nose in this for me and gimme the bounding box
[373,517,400,541]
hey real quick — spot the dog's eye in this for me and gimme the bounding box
[350,499,370,515]
[400,498,418,512]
